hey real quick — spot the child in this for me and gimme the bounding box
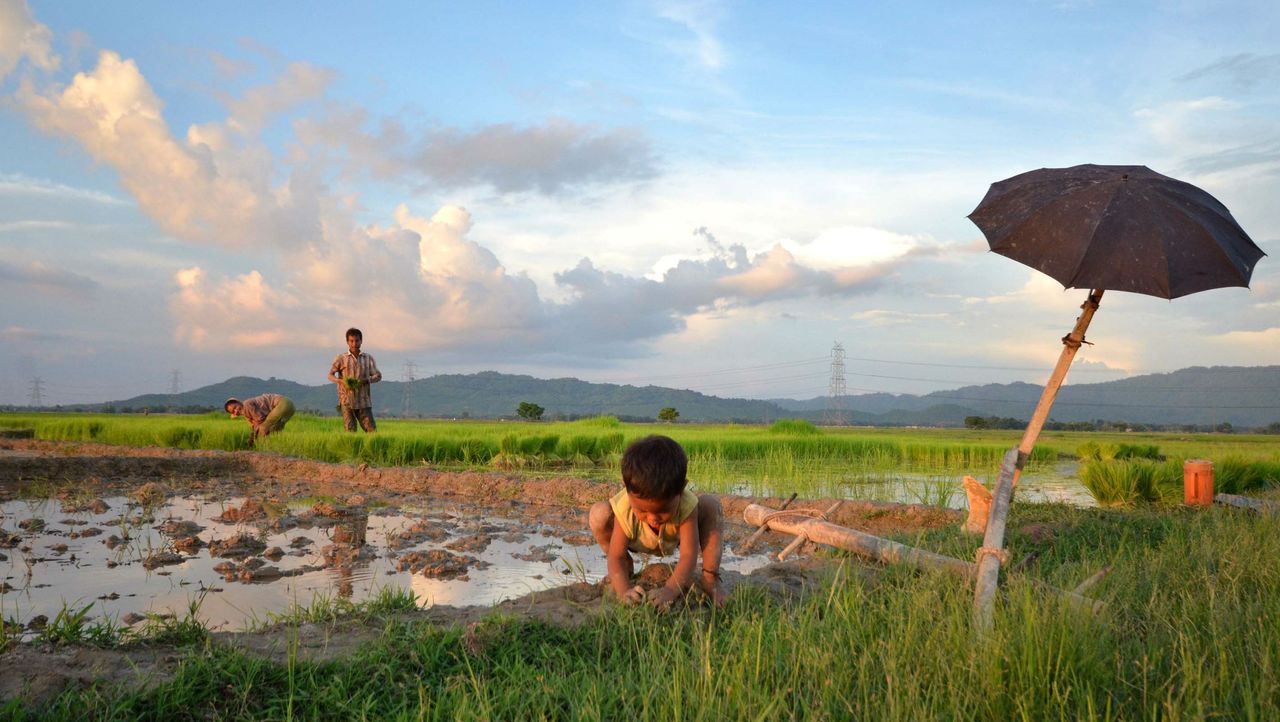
[225,393,295,446]
[588,434,727,609]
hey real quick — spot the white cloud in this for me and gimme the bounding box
[297,111,658,195]
[0,173,127,205]
[654,0,727,72]
[0,0,57,80]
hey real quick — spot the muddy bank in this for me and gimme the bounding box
[0,556,845,706]
[0,439,959,707]
[0,439,962,534]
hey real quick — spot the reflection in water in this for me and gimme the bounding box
[0,465,1094,632]
[0,495,772,632]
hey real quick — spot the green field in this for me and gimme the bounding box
[8,494,1280,720]
[3,412,1279,503]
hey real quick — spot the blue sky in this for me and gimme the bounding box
[1,0,1277,407]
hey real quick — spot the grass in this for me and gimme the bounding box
[9,502,1280,720]
[5,411,1278,502]
[252,587,420,629]
[1081,456,1280,505]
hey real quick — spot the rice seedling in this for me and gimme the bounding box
[768,418,820,435]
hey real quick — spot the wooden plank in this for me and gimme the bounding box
[1214,493,1280,514]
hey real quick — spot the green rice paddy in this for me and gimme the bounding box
[3,413,1278,504]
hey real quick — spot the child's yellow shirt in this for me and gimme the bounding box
[609,488,699,556]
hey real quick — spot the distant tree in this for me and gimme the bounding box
[1216,422,1234,434]
[658,407,679,423]
[1265,422,1280,435]
[964,415,989,430]
[517,402,545,421]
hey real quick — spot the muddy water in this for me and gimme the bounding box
[0,494,772,633]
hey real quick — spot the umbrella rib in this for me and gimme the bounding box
[1156,194,1254,283]
[1156,187,1265,267]
[1063,182,1123,291]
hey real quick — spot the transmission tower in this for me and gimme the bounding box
[169,368,182,395]
[28,377,45,407]
[826,342,847,425]
[401,360,418,418]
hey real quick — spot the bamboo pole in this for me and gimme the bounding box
[972,289,1104,633]
[776,501,841,561]
[743,503,1103,613]
[744,504,975,578]
[735,492,797,555]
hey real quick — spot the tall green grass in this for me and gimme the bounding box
[6,412,1278,501]
[1081,456,1280,505]
[17,504,1280,721]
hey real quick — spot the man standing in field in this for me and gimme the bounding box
[329,327,382,432]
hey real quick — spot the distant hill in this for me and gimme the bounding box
[775,366,1280,428]
[79,365,1280,428]
[97,371,790,423]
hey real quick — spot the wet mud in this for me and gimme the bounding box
[0,438,961,705]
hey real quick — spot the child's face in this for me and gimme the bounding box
[347,334,362,355]
[226,403,243,417]
[629,493,681,528]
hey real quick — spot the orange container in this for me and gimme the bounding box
[1184,459,1214,506]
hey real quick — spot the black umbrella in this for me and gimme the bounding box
[969,164,1265,299]
[963,164,1265,630]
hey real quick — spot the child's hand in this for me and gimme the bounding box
[620,585,646,605]
[647,585,680,610]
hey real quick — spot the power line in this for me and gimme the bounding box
[28,377,44,406]
[844,354,1136,373]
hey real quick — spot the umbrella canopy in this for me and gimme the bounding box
[968,164,1266,299]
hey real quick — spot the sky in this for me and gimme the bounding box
[1,0,1277,407]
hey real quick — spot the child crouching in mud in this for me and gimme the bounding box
[588,434,727,609]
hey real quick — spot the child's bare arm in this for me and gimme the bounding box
[650,515,700,608]
[606,519,639,600]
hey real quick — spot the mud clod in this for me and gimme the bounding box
[18,518,44,532]
[141,552,185,569]
[159,520,204,536]
[209,533,267,559]
[172,536,203,553]
[512,544,560,563]
[131,483,169,505]
[396,549,484,579]
[217,499,266,523]
[445,533,492,554]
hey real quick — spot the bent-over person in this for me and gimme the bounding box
[225,393,295,446]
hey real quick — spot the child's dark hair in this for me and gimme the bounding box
[345,327,362,341]
[621,435,687,500]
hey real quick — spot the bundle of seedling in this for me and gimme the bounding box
[342,376,363,392]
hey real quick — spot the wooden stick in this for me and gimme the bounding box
[973,289,1103,634]
[1214,494,1280,514]
[745,503,974,577]
[744,503,1103,614]
[735,492,797,555]
[776,501,840,561]
[1071,566,1111,595]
